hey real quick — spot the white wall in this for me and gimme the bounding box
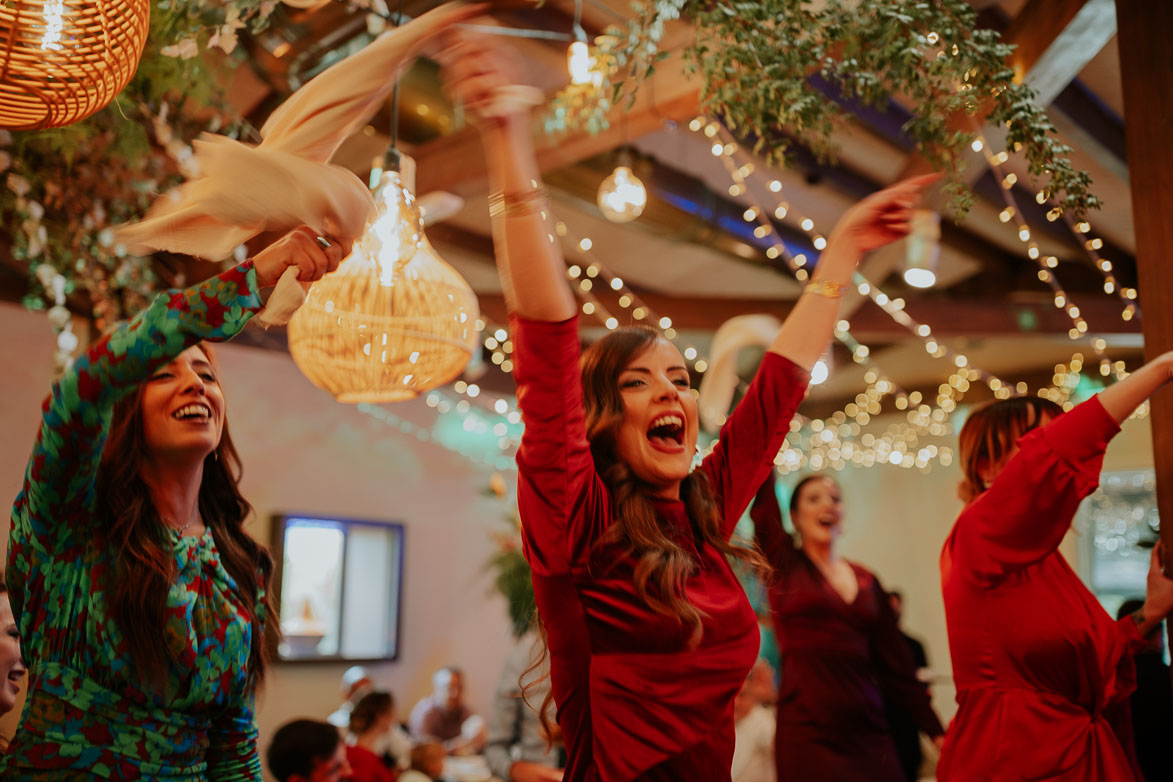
[0,302,517,777]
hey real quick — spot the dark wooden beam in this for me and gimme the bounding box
[1116,0,1173,590]
[414,47,701,197]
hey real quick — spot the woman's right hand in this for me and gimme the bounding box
[825,173,941,257]
[252,226,348,289]
[436,29,532,129]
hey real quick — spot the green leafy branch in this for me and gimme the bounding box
[544,0,1100,219]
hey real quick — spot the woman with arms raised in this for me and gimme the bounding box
[749,473,943,781]
[938,355,1173,781]
[2,227,348,780]
[440,31,937,781]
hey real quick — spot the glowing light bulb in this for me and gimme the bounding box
[568,41,596,85]
[597,165,647,223]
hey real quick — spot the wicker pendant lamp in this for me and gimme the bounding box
[287,155,480,403]
[0,0,151,129]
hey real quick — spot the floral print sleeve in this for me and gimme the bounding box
[8,262,261,615]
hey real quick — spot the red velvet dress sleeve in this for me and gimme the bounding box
[510,315,609,576]
[749,475,798,572]
[951,396,1119,581]
[702,353,809,539]
[867,576,945,738]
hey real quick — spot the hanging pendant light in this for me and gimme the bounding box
[287,152,480,403]
[597,150,647,223]
[0,0,151,129]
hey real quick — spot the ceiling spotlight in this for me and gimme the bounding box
[903,209,940,289]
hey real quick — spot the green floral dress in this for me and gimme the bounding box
[3,263,266,780]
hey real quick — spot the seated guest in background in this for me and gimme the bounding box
[399,742,445,782]
[884,589,934,782]
[486,632,564,782]
[347,691,399,782]
[0,574,28,750]
[267,718,352,782]
[409,667,486,754]
[732,661,776,782]
[329,667,412,769]
[328,666,375,729]
[1117,598,1173,782]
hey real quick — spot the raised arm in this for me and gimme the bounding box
[7,228,343,613]
[768,175,939,370]
[957,352,1173,578]
[438,32,573,322]
[702,176,940,531]
[749,473,798,571]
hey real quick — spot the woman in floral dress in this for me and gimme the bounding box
[3,227,346,779]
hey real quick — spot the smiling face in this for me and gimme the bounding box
[613,339,699,497]
[139,345,225,463]
[0,592,27,716]
[791,476,844,549]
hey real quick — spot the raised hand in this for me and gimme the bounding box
[827,173,941,256]
[436,29,534,126]
[252,226,349,289]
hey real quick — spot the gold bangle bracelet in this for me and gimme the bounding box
[804,279,846,299]
[488,187,549,219]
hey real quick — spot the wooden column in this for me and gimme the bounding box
[1115,1,1173,585]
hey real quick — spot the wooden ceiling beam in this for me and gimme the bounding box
[414,44,701,197]
[900,0,1108,184]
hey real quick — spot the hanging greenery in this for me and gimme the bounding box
[1,0,288,350]
[544,0,1098,219]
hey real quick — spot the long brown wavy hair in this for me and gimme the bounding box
[581,326,765,642]
[525,327,766,737]
[94,343,275,692]
[957,396,1063,504]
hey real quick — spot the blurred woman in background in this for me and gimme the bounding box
[750,473,943,781]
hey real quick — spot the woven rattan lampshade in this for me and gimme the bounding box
[0,0,150,129]
[287,168,480,403]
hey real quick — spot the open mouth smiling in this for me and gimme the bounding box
[646,413,685,451]
[171,403,212,423]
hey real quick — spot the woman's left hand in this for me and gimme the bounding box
[252,226,348,289]
[827,173,941,256]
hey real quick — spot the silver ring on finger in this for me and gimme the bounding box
[316,236,332,249]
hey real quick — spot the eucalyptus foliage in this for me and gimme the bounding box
[546,0,1098,219]
[1,0,281,330]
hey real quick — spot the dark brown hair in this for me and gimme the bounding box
[94,343,275,692]
[580,326,765,643]
[349,690,394,735]
[788,474,838,517]
[957,395,1063,504]
[525,327,766,739]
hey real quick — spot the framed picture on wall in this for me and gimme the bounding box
[270,513,405,663]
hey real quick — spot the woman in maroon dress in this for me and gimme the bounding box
[750,473,943,781]
[439,31,937,781]
[939,354,1173,781]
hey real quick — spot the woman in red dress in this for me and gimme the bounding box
[439,30,937,782]
[939,354,1173,781]
[750,474,943,781]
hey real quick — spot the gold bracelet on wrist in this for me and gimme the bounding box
[488,186,549,219]
[804,279,846,299]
